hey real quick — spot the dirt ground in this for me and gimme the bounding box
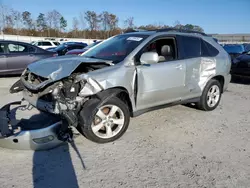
[0,77,249,188]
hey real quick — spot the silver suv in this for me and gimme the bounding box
[11,28,231,143]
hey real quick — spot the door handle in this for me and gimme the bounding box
[175,64,183,70]
[0,55,6,58]
[29,54,34,57]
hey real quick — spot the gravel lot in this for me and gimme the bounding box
[0,77,249,188]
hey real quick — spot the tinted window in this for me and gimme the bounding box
[42,42,52,46]
[223,45,244,54]
[201,40,219,57]
[29,46,36,53]
[8,43,29,53]
[0,43,4,54]
[181,36,201,58]
[53,42,60,46]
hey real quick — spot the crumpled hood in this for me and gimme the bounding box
[27,55,112,81]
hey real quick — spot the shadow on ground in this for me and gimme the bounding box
[1,101,85,188]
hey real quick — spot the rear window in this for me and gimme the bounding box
[181,36,201,58]
[201,40,219,57]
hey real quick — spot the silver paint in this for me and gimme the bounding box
[0,122,63,151]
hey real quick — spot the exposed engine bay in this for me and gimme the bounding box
[10,62,111,142]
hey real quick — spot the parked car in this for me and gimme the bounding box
[231,50,250,78]
[32,40,61,50]
[243,43,250,52]
[0,40,57,75]
[47,42,88,56]
[223,44,246,60]
[11,28,231,143]
[65,41,102,55]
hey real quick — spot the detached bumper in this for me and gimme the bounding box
[0,102,63,151]
[0,122,63,151]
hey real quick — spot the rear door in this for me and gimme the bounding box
[6,42,35,74]
[0,42,7,75]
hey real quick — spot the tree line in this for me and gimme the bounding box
[0,4,204,39]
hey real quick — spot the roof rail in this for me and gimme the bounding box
[123,28,148,33]
[156,27,207,36]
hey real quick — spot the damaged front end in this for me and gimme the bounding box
[10,61,110,141]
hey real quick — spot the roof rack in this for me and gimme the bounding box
[123,28,148,33]
[156,27,207,36]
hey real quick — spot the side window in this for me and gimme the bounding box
[201,40,219,57]
[53,42,60,46]
[8,43,29,53]
[42,42,52,46]
[0,43,5,54]
[29,46,37,53]
[136,38,177,64]
[181,36,201,58]
[37,42,42,46]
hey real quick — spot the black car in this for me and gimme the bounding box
[47,42,88,56]
[0,40,57,75]
[223,44,246,60]
[231,50,250,78]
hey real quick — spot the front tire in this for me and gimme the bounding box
[197,79,222,111]
[78,97,130,143]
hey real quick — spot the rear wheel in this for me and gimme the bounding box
[197,79,222,111]
[78,97,130,143]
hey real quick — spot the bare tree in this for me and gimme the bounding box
[5,15,14,28]
[22,11,33,30]
[124,17,134,29]
[84,11,101,31]
[0,3,9,32]
[79,12,86,38]
[11,9,22,34]
[72,17,79,37]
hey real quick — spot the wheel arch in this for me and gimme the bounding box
[93,86,134,117]
[210,75,225,93]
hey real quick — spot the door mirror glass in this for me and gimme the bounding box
[140,52,159,65]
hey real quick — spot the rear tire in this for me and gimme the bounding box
[197,79,222,111]
[77,97,130,143]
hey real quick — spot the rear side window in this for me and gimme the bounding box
[201,40,219,57]
[0,43,5,54]
[181,36,201,58]
[29,46,36,53]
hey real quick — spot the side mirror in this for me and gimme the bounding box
[140,52,159,65]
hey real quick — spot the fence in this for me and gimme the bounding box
[0,34,100,44]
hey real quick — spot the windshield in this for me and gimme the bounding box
[223,45,245,54]
[82,34,149,63]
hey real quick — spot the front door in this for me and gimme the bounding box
[136,59,186,111]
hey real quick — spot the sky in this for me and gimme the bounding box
[1,0,250,34]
